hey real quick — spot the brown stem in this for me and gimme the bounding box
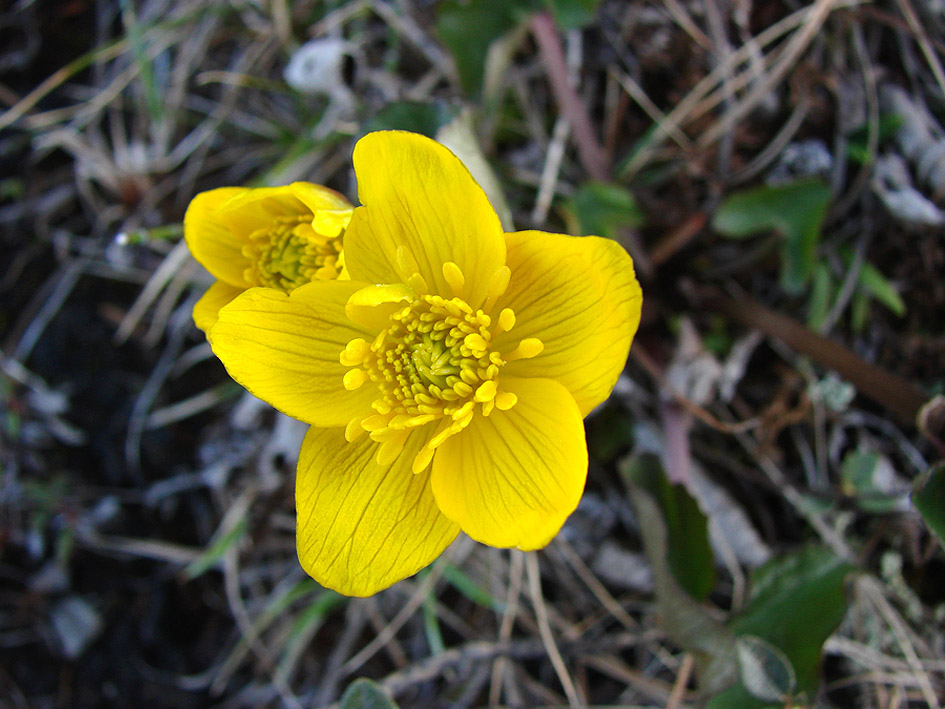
[530,11,610,181]
[707,292,927,427]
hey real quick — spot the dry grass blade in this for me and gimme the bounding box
[526,553,584,707]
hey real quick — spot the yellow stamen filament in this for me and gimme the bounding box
[505,337,544,362]
[493,308,515,337]
[495,391,517,410]
[483,265,512,312]
[396,245,420,282]
[474,380,497,403]
[345,416,366,442]
[442,261,465,296]
[407,273,428,294]
[343,369,368,391]
[340,338,369,367]
[243,214,343,291]
[341,289,531,471]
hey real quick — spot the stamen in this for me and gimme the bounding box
[483,265,512,311]
[442,261,465,296]
[377,429,410,465]
[494,308,515,336]
[361,414,391,431]
[495,391,518,410]
[464,333,488,352]
[341,287,525,463]
[242,214,343,291]
[407,272,428,294]
[345,416,366,442]
[340,338,369,367]
[505,337,544,361]
[343,369,368,390]
[412,445,435,474]
[395,245,420,282]
[474,380,497,403]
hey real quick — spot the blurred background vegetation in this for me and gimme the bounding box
[1,0,944,706]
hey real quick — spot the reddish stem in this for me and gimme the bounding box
[530,11,610,181]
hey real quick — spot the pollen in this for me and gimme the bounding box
[341,290,543,472]
[243,215,343,291]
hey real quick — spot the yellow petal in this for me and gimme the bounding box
[184,187,252,287]
[192,280,244,335]
[216,185,308,240]
[345,283,413,331]
[494,231,642,416]
[289,182,354,237]
[431,376,587,550]
[209,280,377,426]
[297,426,460,596]
[343,131,506,307]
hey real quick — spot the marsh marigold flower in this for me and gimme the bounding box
[184,182,354,333]
[208,131,642,596]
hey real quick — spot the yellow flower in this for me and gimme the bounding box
[208,131,642,596]
[184,182,354,333]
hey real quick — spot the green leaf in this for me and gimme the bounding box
[712,179,831,293]
[183,517,248,580]
[807,262,834,331]
[846,113,904,165]
[706,547,853,708]
[276,591,346,683]
[621,454,736,695]
[436,0,534,95]
[543,0,602,29]
[586,405,635,463]
[442,563,503,611]
[838,247,906,318]
[361,101,457,139]
[566,181,644,240]
[621,453,716,600]
[913,462,945,548]
[735,635,797,702]
[840,448,905,513]
[340,678,400,709]
[733,547,853,690]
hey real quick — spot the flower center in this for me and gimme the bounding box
[243,215,342,290]
[340,263,543,472]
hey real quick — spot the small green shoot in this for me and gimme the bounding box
[340,678,400,709]
[913,462,945,549]
[436,0,533,96]
[544,0,603,29]
[565,181,644,240]
[183,517,248,580]
[712,179,831,294]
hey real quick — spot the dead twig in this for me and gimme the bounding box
[530,11,609,181]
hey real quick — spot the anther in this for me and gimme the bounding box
[376,430,409,465]
[395,245,420,282]
[345,417,366,442]
[442,261,465,296]
[407,273,428,294]
[343,369,368,390]
[340,338,369,367]
[505,338,544,361]
[474,380,497,403]
[483,265,512,311]
[412,446,435,474]
[464,333,488,352]
[494,308,515,336]
[495,391,518,410]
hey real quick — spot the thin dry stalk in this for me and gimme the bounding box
[526,552,584,707]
